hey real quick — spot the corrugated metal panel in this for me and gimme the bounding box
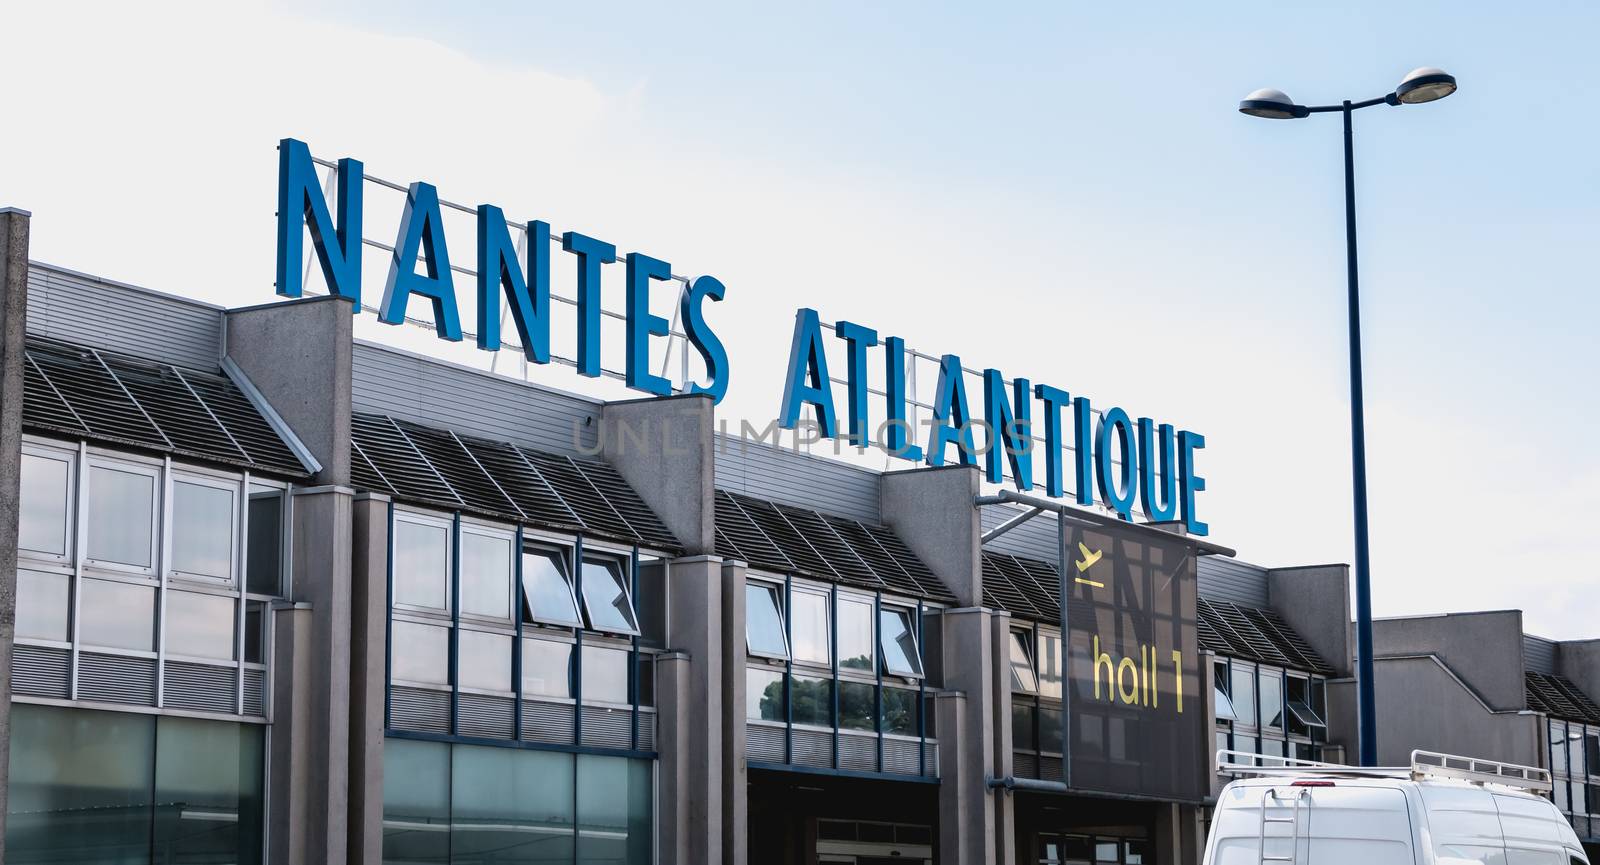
[26,264,221,370]
[713,435,881,525]
[980,505,1062,562]
[163,661,237,714]
[520,699,576,744]
[1524,634,1558,674]
[748,723,785,762]
[11,645,71,699]
[579,705,633,750]
[458,693,514,739]
[352,343,600,457]
[389,686,450,734]
[1198,557,1269,607]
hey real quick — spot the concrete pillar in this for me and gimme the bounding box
[940,608,998,864]
[720,559,749,865]
[881,466,982,605]
[348,493,390,865]
[989,610,1016,865]
[934,690,988,865]
[1267,564,1353,676]
[269,486,355,865]
[658,555,725,865]
[1154,802,1204,865]
[0,206,32,861]
[601,394,715,555]
[225,295,353,486]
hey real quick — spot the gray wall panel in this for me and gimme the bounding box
[352,342,600,456]
[1523,634,1557,674]
[26,263,221,370]
[1197,557,1270,607]
[712,436,880,525]
[980,505,1060,563]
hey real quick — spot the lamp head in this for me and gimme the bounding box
[1238,88,1308,119]
[1396,67,1457,104]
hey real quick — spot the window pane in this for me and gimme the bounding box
[172,480,235,580]
[394,518,450,610]
[577,755,652,865]
[1285,677,1310,736]
[15,569,70,642]
[383,739,450,864]
[839,680,875,731]
[460,531,513,619]
[1214,661,1237,721]
[1037,631,1063,699]
[452,744,575,865]
[1216,731,1231,762]
[19,453,70,556]
[523,548,583,627]
[1010,631,1038,693]
[745,668,783,721]
[837,596,874,672]
[80,578,155,651]
[1553,721,1569,773]
[745,582,789,658]
[580,559,639,635]
[581,644,629,704]
[883,686,918,736]
[1231,665,1257,727]
[637,655,655,708]
[1040,707,1063,753]
[1587,734,1600,777]
[88,465,154,568]
[522,638,573,699]
[154,716,265,865]
[244,601,266,664]
[458,629,512,692]
[1259,670,1283,730]
[791,591,830,666]
[245,490,283,595]
[391,620,450,685]
[791,675,832,727]
[1013,701,1038,750]
[6,704,156,863]
[165,590,237,661]
[879,607,922,677]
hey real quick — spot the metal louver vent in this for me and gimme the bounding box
[389,686,450,734]
[1196,597,1335,675]
[163,661,237,714]
[520,699,576,744]
[78,653,157,706]
[1527,671,1600,724]
[20,336,311,478]
[11,645,71,699]
[457,693,515,739]
[980,553,1047,619]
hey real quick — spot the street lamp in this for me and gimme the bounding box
[1238,67,1457,767]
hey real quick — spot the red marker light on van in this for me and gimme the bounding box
[1292,780,1335,787]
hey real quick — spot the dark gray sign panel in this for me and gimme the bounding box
[1062,523,1205,801]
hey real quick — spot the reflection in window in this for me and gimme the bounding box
[883,687,918,736]
[393,517,450,610]
[521,638,572,699]
[839,680,875,731]
[791,675,832,727]
[382,739,451,865]
[791,590,830,666]
[80,578,156,651]
[1013,702,1037,750]
[1231,664,1257,727]
[88,465,155,568]
[1039,707,1063,753]
[1214,661,1237,722]
[1259,669,1283,730]
[576,754,652,865]
[1286,676,1326,738]
[459,531,512,620]
[171,480,235,581]
[15,569,70,642]
[457,630,512,692]
[748,668,785,721]
[19,452,70,556]
[521,547,583,628]
[245,488,283,595]
[452,746,577,865]
[165,590,236,661]
[579,558,639,635]
[154,715,265,862]
[745,582,790,659]
[244,601,266,664]
[1036,631,1063,699]
[837,596,874,672]
[1009,631,1037,693]
[391,620,449,685]
[879,607,922,678]
[582,644,630,704]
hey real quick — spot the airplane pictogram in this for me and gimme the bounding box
[1074,542,1105,588]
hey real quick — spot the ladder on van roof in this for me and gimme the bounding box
[1214,748,1553,793]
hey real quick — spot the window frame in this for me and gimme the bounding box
[578,635,635,708]
[83,453,163,577]
[1010,627,1039,695]
[576,551,641,638]
[788,582,833,671]
[878,602,924,680]
[835,589,877,681]
[520,539,585,630]
[391,507,454,616]
[167,468,241,587]
[520,632,577,703]
[17,441,77,564]
[456,519,517,626]
[1035,626,1064,700]
[1214,658,1238,723]
[389,613,453,688]
[161,583,240,664]
[745,577,791,662]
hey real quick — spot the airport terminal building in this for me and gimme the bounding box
[2,200,1599,865]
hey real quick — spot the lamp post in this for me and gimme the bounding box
[1238,67,1458,767]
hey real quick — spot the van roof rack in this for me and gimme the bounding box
[1216,749,1552,793]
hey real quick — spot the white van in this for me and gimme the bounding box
[1204,750,1590,865]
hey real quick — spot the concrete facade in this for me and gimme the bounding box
[1267,564,1353,677]
[0,207,31,862]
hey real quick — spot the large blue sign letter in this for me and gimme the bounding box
[926,354,976,467]
[779,308,838,437]
[625,253,674,396]
[1033,384,1070,498]
[884,336,922,461]
[984,370,1033,489]
[380,182,461,341]
[1137,418,1179,522]
[562,232,617,378]
[1179,431,1209,536]
[683,276,729,403]
[836,321,879,447]
[276,138,362,304]
[477,210,550,362]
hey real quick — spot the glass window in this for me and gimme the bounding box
[837,595,874,672]
[1096,839,1119,863]
[245,488,283,595]
[745,582,790,659]
[883,686,918,736]
[393,516,450,610]
[1587,732,1600,778]
[791,589,831,666]
[1286,676,1325,738]
[1216,731,1231,763]
[391,620,450,685]
[459,530,513,620]
[1013,702,1038,750]
[19,451,71,556]
[748,668,785,721]
[383,739,451,864]
[154,715,265,864]
[1214,660,1237,722]
[171,479,235,581]
[791,675,832,727]
[1126,839,1151,864]
[576,755,652,865]
[165,590,237,661]
[452,745,575,865]
[15,569,70,642]
[1261,738,1286,762]
[1010,630,1038,693]
[637,654,655,708]
[244,601,266,664]
[521,638,572,699]
[1259,669,1284,730]
[80,578,156,651]
[522,547,583,628]
[1037,631,1064,699]
[579,557,639,635]
[1231,664,1257,727]
[879,606,923,678]
[88,464,156,568]
[839,680,875,731]
[1040,707,1063,753]
[1553,721,1570,774]
[581,644,629,704]
[458,629,512,692]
